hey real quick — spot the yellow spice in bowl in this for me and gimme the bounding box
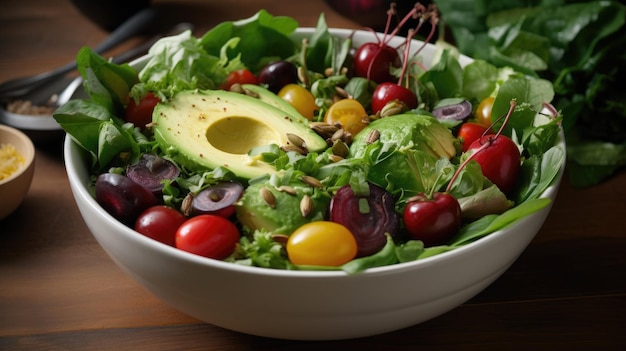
[0,143,25,181]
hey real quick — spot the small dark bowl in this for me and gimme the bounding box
[70,0,152,31]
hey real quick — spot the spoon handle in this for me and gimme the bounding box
[0,7,159,98]
[92,7,159,54]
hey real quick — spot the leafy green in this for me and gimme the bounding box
[75,46,138,116]
[436,0,626,186]
[228,231,290,269]
[136,30,242,98]
[301,12,352,74]
[516,145,565,203]
[200,9,298,72]
[349,114,457,202]
[450,197,552,247]
[342,234,398,274]
[417,49,464,105]
[490,75,554,137]
[566,141,626,187]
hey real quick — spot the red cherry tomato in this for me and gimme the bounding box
[475,96,495,127]
[403,192,462,247]
[371,82,418,114]
[219,69,258,91]
[467,135,521,194]
[457,122,494,152]
[135,205,187,246]
[353,43,401,84]
[124,92,160,128]
[175,215,240,260]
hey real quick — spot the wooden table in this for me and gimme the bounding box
[1,0,625,349]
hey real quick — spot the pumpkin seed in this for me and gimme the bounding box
[365,129,380,144]
[301,175,323,188]
[300,194,314,217]
[260,187,276,208]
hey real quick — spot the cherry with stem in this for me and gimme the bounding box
[403,99,519,247]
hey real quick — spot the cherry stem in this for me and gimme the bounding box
[394,4,439,85]
[411,10,439,61]
[493,99,516,138]
[385,3,423,44]
[445,99,517,194]
[397,29,415,86]
[381,2,398,46]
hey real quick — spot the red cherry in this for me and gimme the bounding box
[403,192,461,247]
[353,43,401,84]
[371,82,418,114]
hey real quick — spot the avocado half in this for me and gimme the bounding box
[152,89,327,180]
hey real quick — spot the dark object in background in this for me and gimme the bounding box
[70,0,152,31]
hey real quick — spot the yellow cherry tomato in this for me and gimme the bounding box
[278,83,318,120]
[475,96,495,127]
[287,221,358,266]
[324,98,369,136]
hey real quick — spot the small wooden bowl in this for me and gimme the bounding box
[0,124,35,220]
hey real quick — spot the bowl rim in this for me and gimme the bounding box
[0,108,62,131]
[64,26,566,278]
[0,124,36,185]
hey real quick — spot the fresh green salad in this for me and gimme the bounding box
[54,7,564,274]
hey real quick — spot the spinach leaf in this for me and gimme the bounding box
[418,49,464,103]
[54,99,114,156]
[566,141,626,187]
[97,122,136,170]
[450,197,551,247]
[461,60,500,102]
[343,77,376,111]
[76,46,138,116]
[491,75,554,137]
[303,12,352,74]
[395,240,425,263]
[200,10,298,72]
[516,145,565,203]
[416,245,455,260]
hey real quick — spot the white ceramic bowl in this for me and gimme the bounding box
[0,124,35,220]
[64,28,564,340]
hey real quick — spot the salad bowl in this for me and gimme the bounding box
[64,26,565,340]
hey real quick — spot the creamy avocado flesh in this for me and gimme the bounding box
[236,181,329,235]
[152,89,327,180]
[241,84,306,121]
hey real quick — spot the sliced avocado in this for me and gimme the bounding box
[236,181,329,235]
[241,84,308,123]
[153,89,327,180]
